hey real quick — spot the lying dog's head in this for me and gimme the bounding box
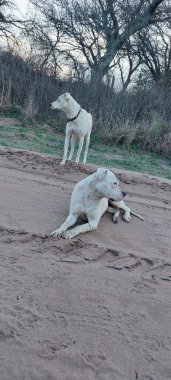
[50,92,71,111]
[94,168,123,202]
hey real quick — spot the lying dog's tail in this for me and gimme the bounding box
[130,210,144,221]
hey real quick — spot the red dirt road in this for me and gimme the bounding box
[0,146,171,380]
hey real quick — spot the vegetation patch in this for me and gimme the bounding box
[0,116,170,180]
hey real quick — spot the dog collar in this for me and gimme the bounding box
[67,108,81,122]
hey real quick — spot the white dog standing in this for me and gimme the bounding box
[50,168,124,240]
[50,93,92,165]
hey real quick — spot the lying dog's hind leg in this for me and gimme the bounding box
[63,200,107,239]
[50,214,77,238]
[107,206,115,214]
[107,206,120,223]
[108,200,131,222]
[62,220,98,240]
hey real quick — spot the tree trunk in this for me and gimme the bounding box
[90,66,106,83]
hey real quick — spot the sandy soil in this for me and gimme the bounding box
[0,146,171,380]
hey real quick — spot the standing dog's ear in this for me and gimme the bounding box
[65,92,70,101]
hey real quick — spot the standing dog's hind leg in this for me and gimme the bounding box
[75,136,84,164]
[83,132,90,164]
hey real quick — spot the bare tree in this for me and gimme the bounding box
[0,0,25,43]
[116,40,142,92]
[30,0,171,82]
[23,19,63,77]
[134,25,171,82]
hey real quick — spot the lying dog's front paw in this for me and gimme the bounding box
[62,231,73,240]
[123,212,131,223]
[50,229,62,238]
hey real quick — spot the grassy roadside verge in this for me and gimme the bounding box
[0,116,171,179]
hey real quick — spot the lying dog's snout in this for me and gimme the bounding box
[122,191,127,197]
[49,103,52,107]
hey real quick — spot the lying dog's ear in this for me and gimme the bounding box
[65,92,70,101]
[96,168,108,180]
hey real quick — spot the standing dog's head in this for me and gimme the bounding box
[50,93,71,111]
[94,168,124,202]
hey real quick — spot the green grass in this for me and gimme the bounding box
[88,143,171,179]
[0,116,171,179]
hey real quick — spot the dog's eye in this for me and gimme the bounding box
[113,182,117,185]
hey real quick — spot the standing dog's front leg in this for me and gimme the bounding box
[68,134,77,161]
[60,132,71,166]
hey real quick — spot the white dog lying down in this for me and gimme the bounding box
[50,168,145,240]
[50,93,92,166]
[51,168,126,240]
